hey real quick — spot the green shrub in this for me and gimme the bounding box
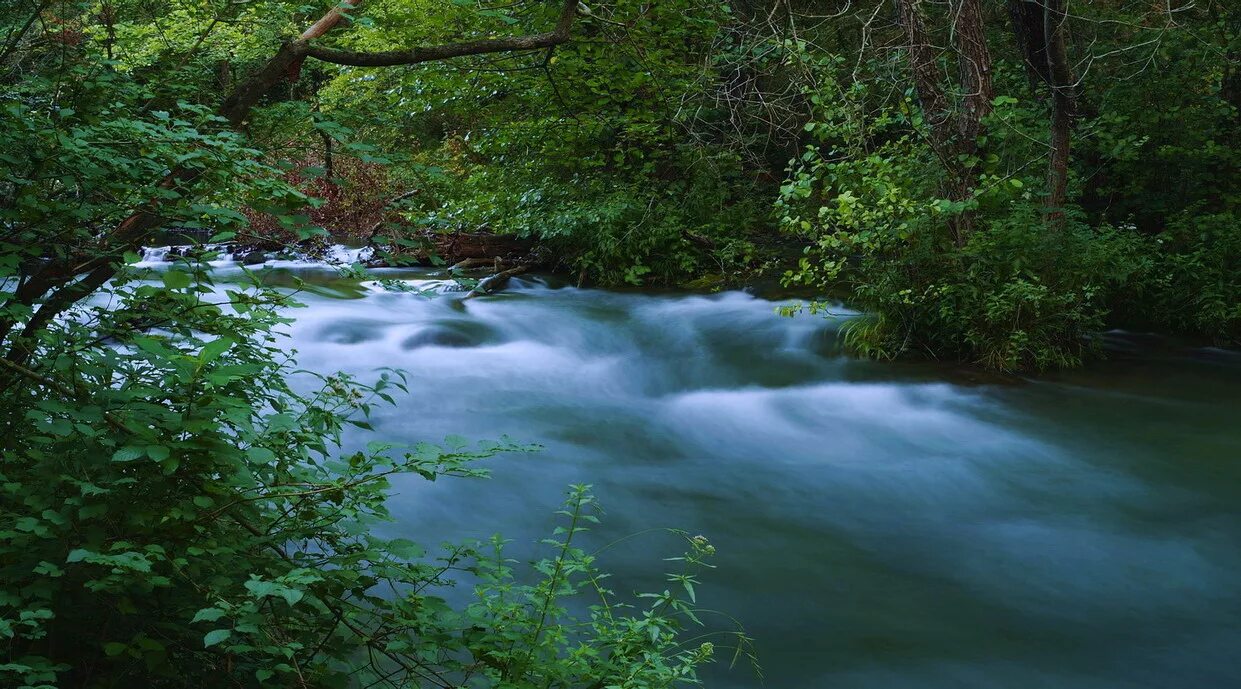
[775,49,1239,372]
[832,209,1145,371]
[1126,212,1241,346]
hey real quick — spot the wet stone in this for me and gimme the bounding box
[400,321,497,349]
[236,250,268,265]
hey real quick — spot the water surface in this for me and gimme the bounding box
[176,259,1241,688]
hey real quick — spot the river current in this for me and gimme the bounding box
[145,254,1241,688]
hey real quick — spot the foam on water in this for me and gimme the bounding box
[279,278,1241,689]
[78,258,1241,688]
[135,243,376,271]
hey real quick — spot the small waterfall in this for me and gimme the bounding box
[140,246,170,263]
[135,244,232,267]
[325,245,374,265]
[134,243,372,268]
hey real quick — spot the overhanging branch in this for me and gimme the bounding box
[305,0,580,67]
[2,0,585,358]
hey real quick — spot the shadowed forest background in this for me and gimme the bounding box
[1,0,1238,687]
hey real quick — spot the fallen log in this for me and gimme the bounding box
[438,232,532,261]
[463,264,531,300]
[367,230,535,268]
[446,257,496,272]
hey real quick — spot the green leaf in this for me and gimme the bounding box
[146,445,170,462]
[248,447,276,463]
[203,629,231,648]
[162,270,192,289]
[386,538,424,560]
[199,337,233,363]
[112,446,145,462]
[33,561,63,577]
[244,579,279,598]
[191,608,226,623]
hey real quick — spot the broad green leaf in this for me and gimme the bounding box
[386,538,424,560]
[191,608,226,623]
[203,629,231,648]
[162,270,192,289]
[199,337,233,363]
[244,579,279,598]
[112,447,145,462]
[248,447,276,463]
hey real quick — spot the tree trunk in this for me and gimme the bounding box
[894,0,952,148]
[1043,0,1075,231]
[949,0,993,243]
[321,130,334,180]
[1006,0,1076,231]
[954,0,994,147]
[893,0,993,246]
[1006,0,1049,89]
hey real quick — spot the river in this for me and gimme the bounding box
[146,254,1241,688]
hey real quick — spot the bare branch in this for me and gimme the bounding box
[305,0,579,67]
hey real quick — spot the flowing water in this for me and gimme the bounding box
[149,253,1241,688]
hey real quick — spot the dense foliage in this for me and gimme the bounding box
[0,0,1238,683]
[312,0,775,284]
[775,1,1240,369]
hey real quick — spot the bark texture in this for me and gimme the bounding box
[1006,0,1076,231]
[1043,0,1075,230]
[893,0,994,245]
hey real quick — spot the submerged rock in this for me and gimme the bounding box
[400,321,498,349]
[318,319,385,344]
[236,250,268,265]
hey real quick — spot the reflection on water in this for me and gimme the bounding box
[186,261,1241,688]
